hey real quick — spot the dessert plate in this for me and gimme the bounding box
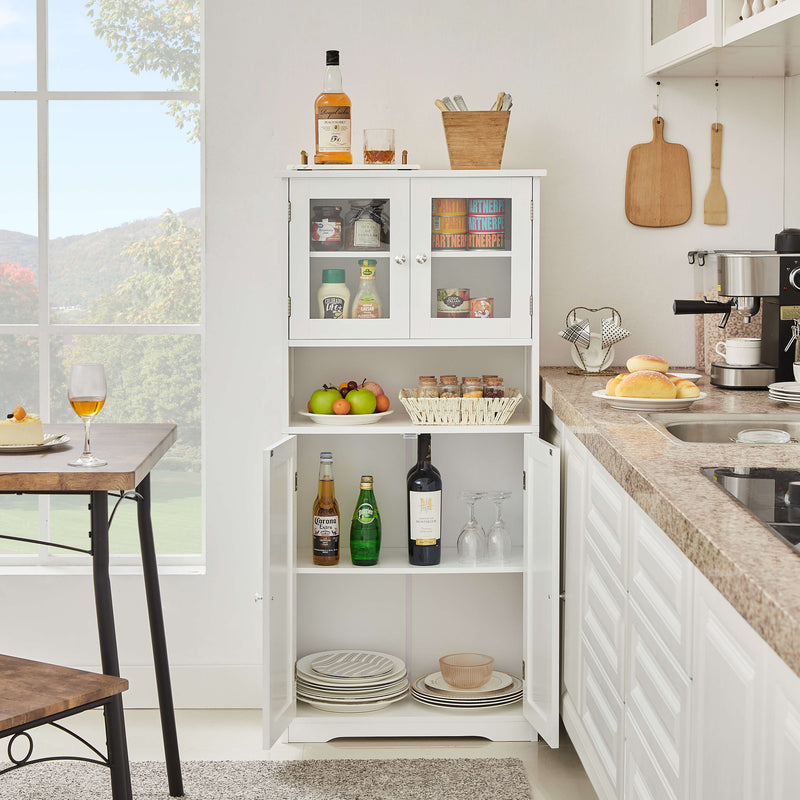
[311,650,395,678]
[592,389,707,411]
[423,670,513,694]
[298,410,393,426]
[0,433,70,454]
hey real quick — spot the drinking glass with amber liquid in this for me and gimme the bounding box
[363,129,395,164]
[67,363,107,467]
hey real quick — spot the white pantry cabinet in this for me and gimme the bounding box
[644,0,800,76]
[263,169,561,748]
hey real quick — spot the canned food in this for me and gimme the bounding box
[436,288,470,317]
[470,297,494,318]
[467,198,505,250]
[432,198,468,250]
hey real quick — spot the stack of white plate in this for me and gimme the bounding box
[410,670,522,709]
[768,382,800,405]
[296,650,408,713]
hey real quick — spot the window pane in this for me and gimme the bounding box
[0,495,39,555]
[49,0,200,92]
[0,0,35,90]
[49,101,200,324]
[0,334,38,411]
[0,102,38,323]
[50,334,201,555]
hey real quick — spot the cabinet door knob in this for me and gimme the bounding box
[415,253,429,264]
[394,254,407,265]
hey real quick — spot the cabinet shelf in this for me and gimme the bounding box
[288,337,535,348]
[296,546,524,574]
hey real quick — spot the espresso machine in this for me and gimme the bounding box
[674,234,793,388]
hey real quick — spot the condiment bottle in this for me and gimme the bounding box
[317,269,350,320]
[312,451,340,566]
[350,475,381,566]
[352,259,383,319]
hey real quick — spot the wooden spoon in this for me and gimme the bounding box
[704,123,727,226]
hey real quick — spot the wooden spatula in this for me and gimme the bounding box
[704,123,727,226]
[625,117,692,227]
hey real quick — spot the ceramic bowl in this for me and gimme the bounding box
[439,653,494,689]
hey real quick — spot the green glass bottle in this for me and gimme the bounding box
[350,475,381,566]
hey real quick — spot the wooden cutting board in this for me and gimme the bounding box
[625,117,692,227]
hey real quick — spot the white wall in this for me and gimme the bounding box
[1,0,792,713]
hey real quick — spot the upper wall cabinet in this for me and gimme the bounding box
[644,0,800,77]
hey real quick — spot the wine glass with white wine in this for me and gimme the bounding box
[67,364,107,467]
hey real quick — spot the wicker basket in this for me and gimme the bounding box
[441,111,510,170]
[399,388,523,425]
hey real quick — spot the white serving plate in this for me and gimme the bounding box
[310,650,395,678]
[422,670,513,695]
[296,651,406,688]
[297,691,408,713]
[592,389,707,411]
[298,410,393,426]
[0,433,70,454]
[768,382,800,396]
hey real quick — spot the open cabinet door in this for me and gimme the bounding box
[263,435,297,748]
[522,434,561,747]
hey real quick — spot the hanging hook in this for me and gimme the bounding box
[655,80,661,121]
[714,80,720,131]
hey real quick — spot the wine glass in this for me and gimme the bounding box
[67,364,107,467]
[457,490,486,565]
[486,490,513,564]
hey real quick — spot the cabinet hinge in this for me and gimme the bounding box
[288,200,292,222]
[522,470,527,491]
[522,660,526,680]
[288,296,292,317]
[529,296,533,316]
[530,201,534,221]
[294,471,298,492]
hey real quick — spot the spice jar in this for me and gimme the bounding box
[439,375,460,398]
[311,205,343,251]
[461,377,483,398]
[484,377,505,398]
[418,376,439,398]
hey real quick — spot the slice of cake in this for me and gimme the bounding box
[0,406,44,446]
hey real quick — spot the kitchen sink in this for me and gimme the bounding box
[640,412,800,444]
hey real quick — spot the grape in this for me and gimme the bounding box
[347,380,358,391]
[341,388,349,398]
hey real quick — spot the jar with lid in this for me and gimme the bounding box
[318,268,351,319]
[418,376,439,398]
[461,377,483,398]
[439,375,460,398]
[311,205,343,251]
[345,200,387,250]
[484,377,505,398]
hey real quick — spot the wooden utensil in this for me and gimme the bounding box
[704,123,727,226]
[625,116,692,227]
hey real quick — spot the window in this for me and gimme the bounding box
[0,0,202,565]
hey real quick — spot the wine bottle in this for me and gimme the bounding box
[314,49,352,165]
[407,433,442,566]
[312,451,340,566]
[349,475,381,566]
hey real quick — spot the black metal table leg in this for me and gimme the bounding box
[90,491,133,800]
[136,474,184,797]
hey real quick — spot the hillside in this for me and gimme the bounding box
[0,207,201,308]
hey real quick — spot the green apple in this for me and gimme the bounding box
[309,386,341,414]
[346,387,378,415]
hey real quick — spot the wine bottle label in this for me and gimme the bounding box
[410,490,441,545]
[356,502,375,524]
[317,114,351,152]
[313,514,339,557]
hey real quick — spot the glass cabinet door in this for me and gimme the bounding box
[288,177,410,340]
[409,177,533,340]
[644,0,719,75]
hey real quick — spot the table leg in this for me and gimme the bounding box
[136,474,184,797]
[90,491,133,800]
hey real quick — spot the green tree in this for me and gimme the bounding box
[85,0,200,141]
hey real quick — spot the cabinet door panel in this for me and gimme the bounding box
[585,457,627,587]
[625,714,677,800]
[263,436,297,747]
[764,646,800,800]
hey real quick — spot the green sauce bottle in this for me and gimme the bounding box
[350,475,381,566]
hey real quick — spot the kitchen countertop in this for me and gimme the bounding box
[540,366,800,679]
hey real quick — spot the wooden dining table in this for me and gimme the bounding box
[0,423,183,798]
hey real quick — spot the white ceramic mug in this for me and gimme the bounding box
[715,337,761,366]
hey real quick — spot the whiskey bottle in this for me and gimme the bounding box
[314,50,352,165]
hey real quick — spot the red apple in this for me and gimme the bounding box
[362,381,384,398]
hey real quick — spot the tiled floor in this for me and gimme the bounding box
[36,708,597,799]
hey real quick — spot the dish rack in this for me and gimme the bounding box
[398,388,523,425]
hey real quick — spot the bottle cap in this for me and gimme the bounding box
[358,259,377,266]
[320,451,333,462]
[359,475,373,488]
[322,269,346,284]
[326,50,340,65]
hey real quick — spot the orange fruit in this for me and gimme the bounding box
[375,394,390,412]
[12,405,26,420]
[333,397,351,415]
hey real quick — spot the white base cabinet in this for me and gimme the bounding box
[559,421,800,800]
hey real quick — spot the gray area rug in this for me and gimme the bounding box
[1,758,532,799]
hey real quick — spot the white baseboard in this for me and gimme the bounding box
[77,663,263,708]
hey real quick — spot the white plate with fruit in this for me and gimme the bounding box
[299,409,394,426]
[302,379,392,424]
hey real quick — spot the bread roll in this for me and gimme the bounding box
[605,373,628,396]
[674,379,700,398]
[626,354,669,373]
[615,370,677,399]
[666,373,683,385]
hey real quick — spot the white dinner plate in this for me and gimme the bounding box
[0,433,70,454]
[592,389,707,411]
[423,670,513,695]
[412,674,523,706]
[297,681,409,703]
[297,691,408,713]
[571,333,614,373]
[296,677,409,698]
[769,382,800,394]
[298,409,393,426]
[296,651,406,687]
[311,650,395,678]
[669,372,702,381]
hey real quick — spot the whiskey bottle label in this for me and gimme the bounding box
[313,514,339,557]
[317,111,351,153]
[410,490,441,545]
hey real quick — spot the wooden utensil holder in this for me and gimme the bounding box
[441,111,510,169]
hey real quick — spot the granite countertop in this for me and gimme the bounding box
[540,366,800,678]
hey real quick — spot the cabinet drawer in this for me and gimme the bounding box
[585,457,627,586]
[581,640,625,799]
[628,504,693,672]
[625,713,676,800]
[627,601,691,800]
